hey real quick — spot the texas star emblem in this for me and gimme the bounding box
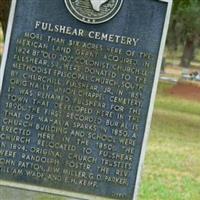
[64,0,123,24]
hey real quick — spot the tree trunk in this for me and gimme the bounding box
[180,37,195,68]
[171,19,178,51]
[0,0,11,37]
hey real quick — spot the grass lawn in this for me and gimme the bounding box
[139,82,200,200]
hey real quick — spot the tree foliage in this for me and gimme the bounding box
[177,0,200,41]
[167,0,200,67]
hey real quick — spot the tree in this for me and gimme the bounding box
[167,0,200,68]
[178,0,200,68]
[167,0,183,51]
[0,0,11,37]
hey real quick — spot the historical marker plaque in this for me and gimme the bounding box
[0,0,172,199]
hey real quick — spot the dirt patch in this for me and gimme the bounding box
[168,82,200,101]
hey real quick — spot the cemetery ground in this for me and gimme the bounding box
[139,82,200,200]
[0,31,200,199]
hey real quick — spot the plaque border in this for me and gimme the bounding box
[0,0,173,200]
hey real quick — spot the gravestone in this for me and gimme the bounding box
[0,0,172,200]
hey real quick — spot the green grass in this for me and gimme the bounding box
[36,196,65,200]
[139,82,200,200]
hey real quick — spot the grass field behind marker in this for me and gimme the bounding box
[139,82,200,200]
